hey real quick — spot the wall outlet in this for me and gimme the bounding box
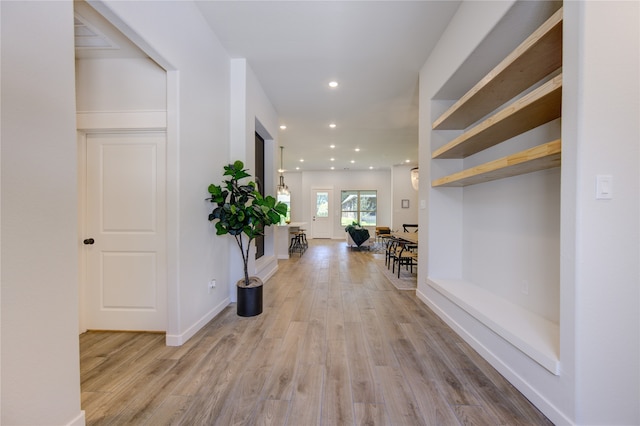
[208,279,216,293]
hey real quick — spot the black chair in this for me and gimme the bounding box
[402,224,418,233]
[392,243,418,278]
[385,237,400,268]
[400,224,419,252]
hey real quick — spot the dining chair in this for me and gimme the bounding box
[392,242,418,278]
[385,237,400,268]
[402,223,418,233]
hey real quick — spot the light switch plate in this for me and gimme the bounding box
[596,175,613,200]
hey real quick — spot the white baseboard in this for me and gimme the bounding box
[165,297,230,346]
[66,410,86,426]
[257,255,279,283]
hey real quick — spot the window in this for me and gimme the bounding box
[341,190,377,227]
[315,191,329,218]
[277,193,291,223]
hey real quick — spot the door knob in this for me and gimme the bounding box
[83,238,95,245]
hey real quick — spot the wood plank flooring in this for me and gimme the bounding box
[80,240,553,425]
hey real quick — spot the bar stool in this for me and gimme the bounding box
[298,229,308,249]
[288,230,305,256]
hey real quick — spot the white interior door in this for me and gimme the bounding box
[311,189,333,238]
[84,133,166,331]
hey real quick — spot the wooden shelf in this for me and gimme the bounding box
[432,74,562,159]
[432,139,561,187]
[432,7,563,131]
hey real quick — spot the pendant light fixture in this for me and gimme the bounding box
[277,146,290,196]
[410,167,419,191]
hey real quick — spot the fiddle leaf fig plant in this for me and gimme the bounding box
[207,160,288,286]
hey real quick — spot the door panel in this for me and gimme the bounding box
[85,133,166,331]
[102,252,157,308]
[311,189,333,239]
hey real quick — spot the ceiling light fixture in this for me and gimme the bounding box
[279,125,287,130]
[329,81,338,88]
[329,123,336,128]
[330,144,335,149]
[355,148,360,152]
[277,146,289,196]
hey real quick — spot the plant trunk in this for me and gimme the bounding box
[235,234,253,286]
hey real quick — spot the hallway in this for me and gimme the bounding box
[80,240,552,425]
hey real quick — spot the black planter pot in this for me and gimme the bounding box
[237,280,263,317]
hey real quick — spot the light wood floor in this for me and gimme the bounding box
[80,239,553,425]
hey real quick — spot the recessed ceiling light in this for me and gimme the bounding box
[350,160,355,164]
[330,166,335,170]
[279,125,287,130]
[330,144,335,149]
[300,159,304,162]
[355,148,360,152]
[329,123,336,128]
[369,166,374,170]
[329,81,338,88]
[405,159,411,163]
[330,158,335,161]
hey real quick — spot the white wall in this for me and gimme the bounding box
[229,58,281,295]
[1,2,84,424]
[75,58,166,111]
[566,2,639,423]
[391,165,419,231]
[289,169,392,239]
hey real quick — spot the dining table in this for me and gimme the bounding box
[392,232,419,245]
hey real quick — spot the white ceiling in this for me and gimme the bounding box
[77,1,563,173]
[195,1,462,172]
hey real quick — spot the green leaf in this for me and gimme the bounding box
[214,222,228,235]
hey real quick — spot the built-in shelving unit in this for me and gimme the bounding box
[432,7,563,131]
[432,8,563,186]
[427,7,563,374]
